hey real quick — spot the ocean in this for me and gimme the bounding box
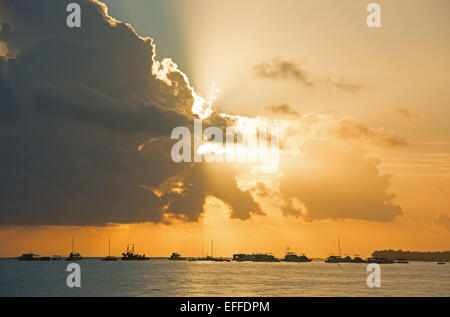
[0,259,448,297]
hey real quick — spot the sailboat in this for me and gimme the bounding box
[102,235,117,261]
[325,236,356,263]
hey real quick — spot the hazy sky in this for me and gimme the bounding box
[0,0,449,257]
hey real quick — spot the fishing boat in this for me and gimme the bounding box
[66,236,82,261]
[121,244,150,261]
[66,252,82,261]
[169,252,186,261]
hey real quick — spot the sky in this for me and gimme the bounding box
[0,0,449,258]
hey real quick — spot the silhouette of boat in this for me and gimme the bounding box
[169,252,186,261]
[325,237,369,263]
[121,244,150,261]
[18,253,41,261]
[252,253,279,262]
[66,252,82,261]
[326,237,345,263]
[325,255,346,263]
[437,262,446,265]
[232,254,253,261]
[66,236,82,261]
[212,257,231,262]
[232,253,279,262]
[102,235,117,261]
[284,251,312,262]
[352,256,367,263]
[367,257,394,264]
[191,240,230,261]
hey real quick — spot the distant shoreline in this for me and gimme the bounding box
[372,250,450,262]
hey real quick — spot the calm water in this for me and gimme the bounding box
[0,259,448,296]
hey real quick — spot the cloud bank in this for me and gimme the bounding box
[0,0,260,226]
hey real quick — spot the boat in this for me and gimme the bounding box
[367,257,394,264]
[169,252,186,261]
[18,253,41,261]
[325,237,368,263]
[121,244,150,261]
[212,257,231,262]
[284,251,312,262]
[252,253,279,262]
[195,239,230,261]
[66,236,82,261]
[437,262,446,265]
[101,235,117,261]
[66,252,82,261]
[352,256,367,263]
[232,253,253,262]
[40,257,51,261]
[326,237,345,263]
[325,255,346,263]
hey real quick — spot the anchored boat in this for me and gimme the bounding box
[121,244,150,261]
[66,236,82,261]
[284,252,312,262]
[102,235,117,261]
[18,253,41,261]
[169,252,186,261]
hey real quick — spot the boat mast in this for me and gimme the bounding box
[338,236,341,257]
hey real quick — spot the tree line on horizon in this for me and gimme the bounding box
[372,249,450,261]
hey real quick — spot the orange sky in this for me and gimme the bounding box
[0,0,449,258]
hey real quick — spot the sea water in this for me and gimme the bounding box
[0,259,448,296]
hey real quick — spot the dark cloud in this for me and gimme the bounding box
[279,140,403,222]
[160,164,263,221]
[0,0,260,226]
[265,104,299,117]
